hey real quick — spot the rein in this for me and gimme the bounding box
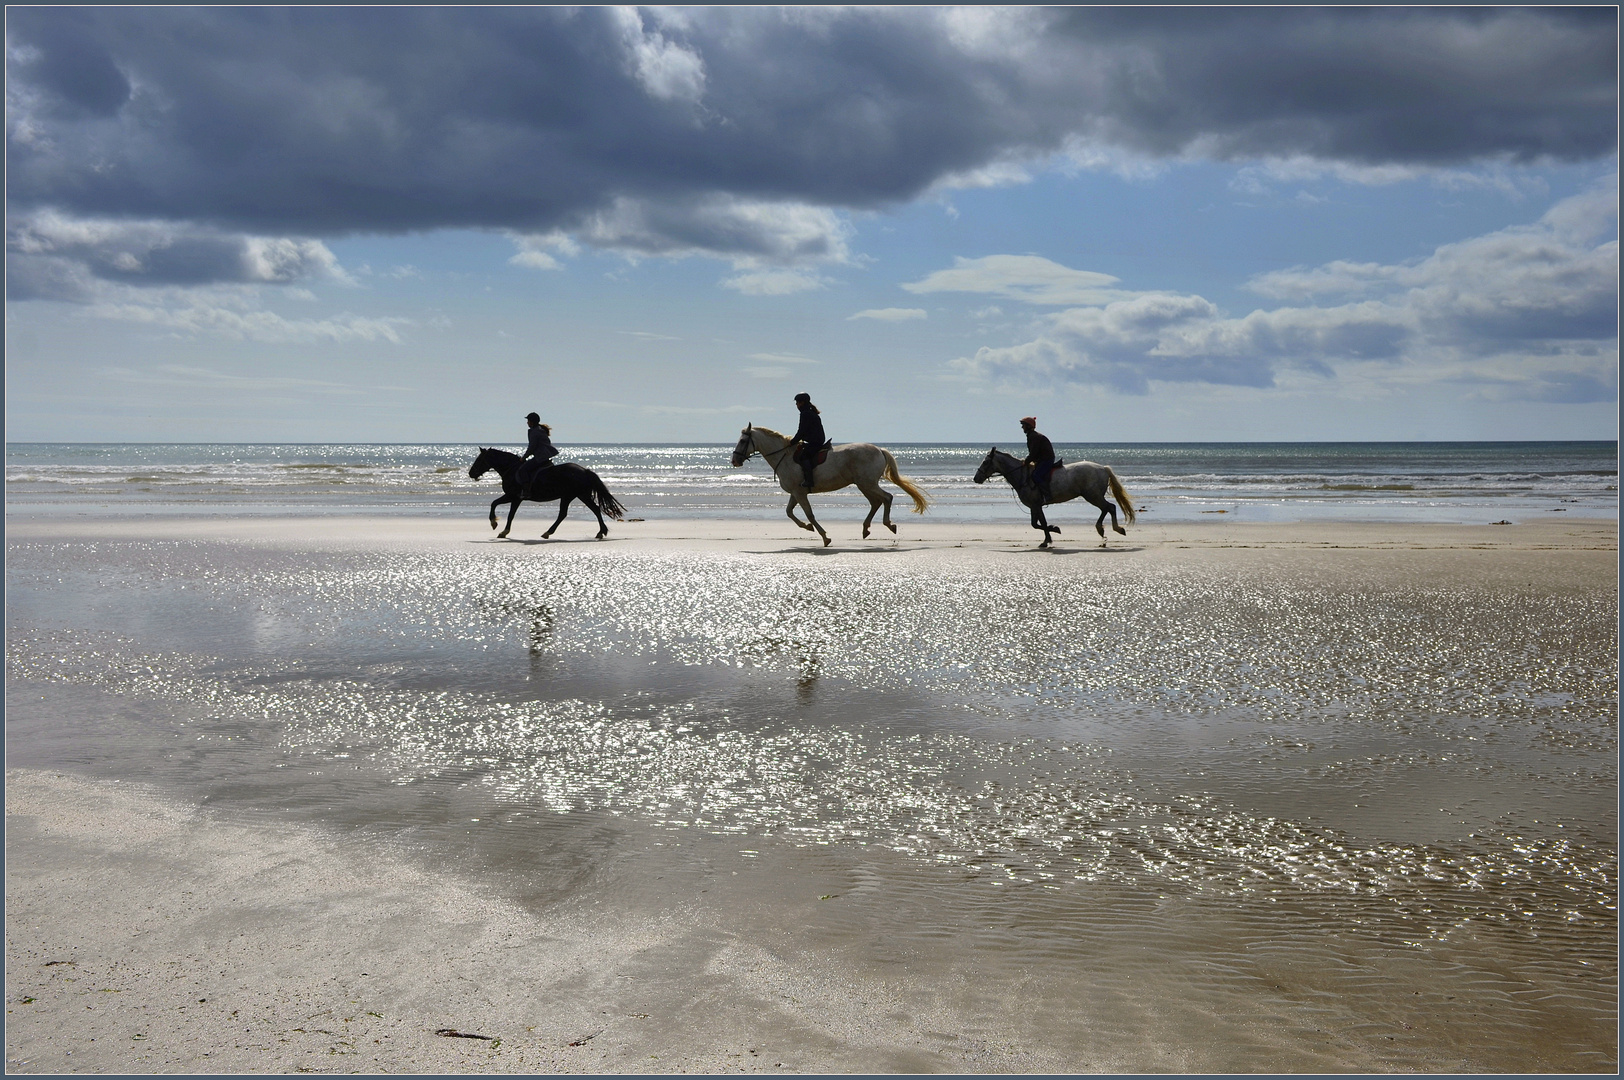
[745,431,796,469]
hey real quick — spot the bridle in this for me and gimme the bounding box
[973,448,1002,485]
[736,428,795,469]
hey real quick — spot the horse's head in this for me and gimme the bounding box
[973,447,1000,485]
[469,447,492,480]
[730,425,755,468]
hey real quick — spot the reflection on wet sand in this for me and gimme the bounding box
[4,520,1616,1072]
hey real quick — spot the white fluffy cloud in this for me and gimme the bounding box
[721,268,828,296]
[87,286,409,344]
[904,255,1132,306]
[610,5,707,105]
[949,185,1618,402]
[6,212,352,302]
[848,307,927,321]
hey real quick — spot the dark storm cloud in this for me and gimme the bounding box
[5,6,1617,245]
[1045,7,1618,165]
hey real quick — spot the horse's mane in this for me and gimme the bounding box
[747,424,788,440]
[480,446,522,462]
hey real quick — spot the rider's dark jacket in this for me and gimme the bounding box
[523,426,559,465]
[1024,429,1055,469]
[793,404,826,452]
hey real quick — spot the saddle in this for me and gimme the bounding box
[800,439,833,466]
[1024,458,1063,501]
[1024,457,1063,478]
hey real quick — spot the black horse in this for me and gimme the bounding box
[468,447,626,540]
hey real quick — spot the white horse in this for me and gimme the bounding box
[731,425,929,546]
[974,447,1137,548]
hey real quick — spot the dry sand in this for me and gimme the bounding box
[6,514,1616,1073]
[5,509,1617,559]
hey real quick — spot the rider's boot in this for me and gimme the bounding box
[802,461,817,490]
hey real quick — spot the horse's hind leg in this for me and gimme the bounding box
[1085,495,1124,538]
[855,479,891,538]
[498,498,522,538]
[585,494,609,539]
[1081,495,1118,541]
[542,498,572,539]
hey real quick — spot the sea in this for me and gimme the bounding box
[5,439,1618,1070]
[4,440,1617,523]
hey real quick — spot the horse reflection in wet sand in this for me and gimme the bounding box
[975,447,1136,548]
[731,425,929,546]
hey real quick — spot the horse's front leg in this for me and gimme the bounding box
[498,498,522,538]
[796,493,831,547]
[1036,505,1057,548]
[785,495,816,532]
[541,498,572,539]
[489,495,508,530]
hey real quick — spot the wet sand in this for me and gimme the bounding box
[6,514,1617,1073]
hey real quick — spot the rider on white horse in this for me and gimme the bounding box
[791,392,827,491]
[1020,416,1056,503]
[518,411,558,493]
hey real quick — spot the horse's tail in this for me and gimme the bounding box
[1107,468,1137,526]
[882,449,931,514]
[590,473,626,520]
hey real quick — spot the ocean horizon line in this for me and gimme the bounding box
[7,438,1619,448]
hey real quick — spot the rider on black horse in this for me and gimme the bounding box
[1020,416,1056,503]
[791,392,827,491]
[517,411,559,494]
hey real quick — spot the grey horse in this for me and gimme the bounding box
[974,447,1136,548]
[731,424,929,546]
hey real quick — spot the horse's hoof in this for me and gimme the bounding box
[886,523,897,534]
[822,535,832,547]
[862,528,870,539]
[1114,526,1127,535]
[1051,525,1061,534]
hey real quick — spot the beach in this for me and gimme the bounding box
[6,513,1618,1073]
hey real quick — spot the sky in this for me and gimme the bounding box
[4,5,1618,444]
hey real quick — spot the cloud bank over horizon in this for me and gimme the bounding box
[941,183,1618,404]
[7,6,1615,295]
[4,6,1616,438]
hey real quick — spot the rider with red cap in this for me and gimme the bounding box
[1020,416,1056,503]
